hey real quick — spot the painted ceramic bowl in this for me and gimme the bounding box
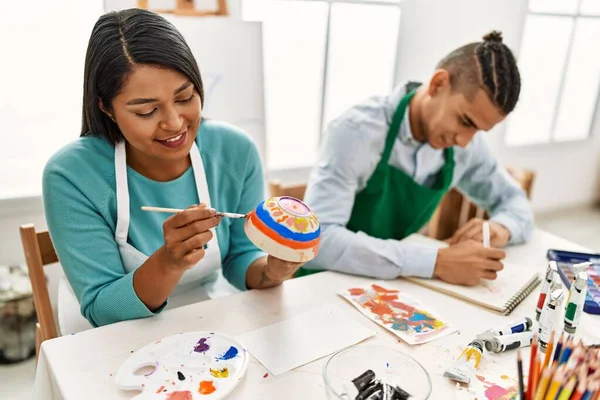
[323,345,432,400]
[244,196,320,262]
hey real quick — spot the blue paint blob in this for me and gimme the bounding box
[255,201,320,241]
[217,346,238,361]
[408,313,430,322]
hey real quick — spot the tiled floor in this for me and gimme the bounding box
[0,357,36,400]
[1,205,599,398]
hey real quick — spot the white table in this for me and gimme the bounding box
[34,229,600,399]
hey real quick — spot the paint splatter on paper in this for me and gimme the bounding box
[198,380,216,395]
[193,338,210,353]
[166,391,193,400]
[210,367,229,378]
[217,346,238,361]
[458,374,521,400]
[339,283,457,345]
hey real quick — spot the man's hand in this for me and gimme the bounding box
[447,218,511,248]
[433,240,506,286]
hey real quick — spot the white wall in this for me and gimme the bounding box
[395,0,600,213]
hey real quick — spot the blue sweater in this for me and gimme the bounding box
[42,120,266,327]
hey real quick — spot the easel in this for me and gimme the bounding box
[137,0,228,17]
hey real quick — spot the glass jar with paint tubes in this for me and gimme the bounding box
[322,345,432,400]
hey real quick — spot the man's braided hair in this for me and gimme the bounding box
[436,31,521,115]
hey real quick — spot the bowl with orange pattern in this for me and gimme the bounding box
[244,196,320,262]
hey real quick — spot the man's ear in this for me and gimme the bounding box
[98,98,116,122]
[427,69,451,97]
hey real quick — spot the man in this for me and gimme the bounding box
[300,31,534,286]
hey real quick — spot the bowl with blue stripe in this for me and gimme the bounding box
[244,196,321,262]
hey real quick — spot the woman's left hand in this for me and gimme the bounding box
[265,255,304,281]
[247,255,305,289]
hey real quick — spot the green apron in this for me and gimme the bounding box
[295,88,455,278]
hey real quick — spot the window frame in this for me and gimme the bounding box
[505,0,600,147]
[245,0,403,174]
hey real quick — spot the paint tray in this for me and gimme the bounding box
[115,331,249,399]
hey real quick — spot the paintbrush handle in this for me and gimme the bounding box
[215,212,247,219]
[141,206,183,213]
[141,206,247,218]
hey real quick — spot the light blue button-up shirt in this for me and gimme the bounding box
[302,83,534,279]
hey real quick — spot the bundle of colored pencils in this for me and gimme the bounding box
[517,331,600,400]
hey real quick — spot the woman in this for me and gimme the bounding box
[42,8,303,334]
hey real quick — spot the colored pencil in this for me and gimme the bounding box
[542,330,555,371]
[571,378,587,400]
[531,355,541,398]
[528,334,539,400]
[553,333,565,364]
[544,365,565,400]
[534,366,553,400]
[516,328,600,400]
[560,337,574,365]
[556,375,576,400]
[518,350,526,400]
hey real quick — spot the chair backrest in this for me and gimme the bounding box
[269,180,307,200]
[428,167,536,240]
[19,224,59,356]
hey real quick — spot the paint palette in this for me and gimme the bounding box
[244,196,320,262]
[115,331,249,399]
[547,249,600,315]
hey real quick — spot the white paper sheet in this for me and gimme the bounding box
[235,302,376,376]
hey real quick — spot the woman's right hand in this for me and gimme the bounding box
[159,204,221,270]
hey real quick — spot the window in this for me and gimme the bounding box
[505,0,600,146]
[243,0,401,171]
[0,1,103,199]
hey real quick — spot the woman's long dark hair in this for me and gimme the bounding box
[80,8,204,145]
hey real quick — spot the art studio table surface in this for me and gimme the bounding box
[34,228,600,400]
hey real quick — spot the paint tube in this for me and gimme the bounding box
[350,369,412,400]
[572,261,592,274]
[476,317,533,340]
[443,340,484,384]
[352,369,376,393]
[536,261,557,321]
[564,271,588,334]
[484,331,534,353]
[538,288,565,351]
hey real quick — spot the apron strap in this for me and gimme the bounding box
[189,142,211,208]
[114,141,130,242]
[380,88,417,165]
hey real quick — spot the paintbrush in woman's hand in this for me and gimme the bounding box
[141,206,247,219]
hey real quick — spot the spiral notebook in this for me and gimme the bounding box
[402,234,541,315]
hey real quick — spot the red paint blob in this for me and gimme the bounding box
[166,391,193,400]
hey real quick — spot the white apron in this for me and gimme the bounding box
[57,141,240,335]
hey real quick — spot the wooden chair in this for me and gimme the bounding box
[269,180,307,200]
[428,166,536,240]
[19,224,59,360]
